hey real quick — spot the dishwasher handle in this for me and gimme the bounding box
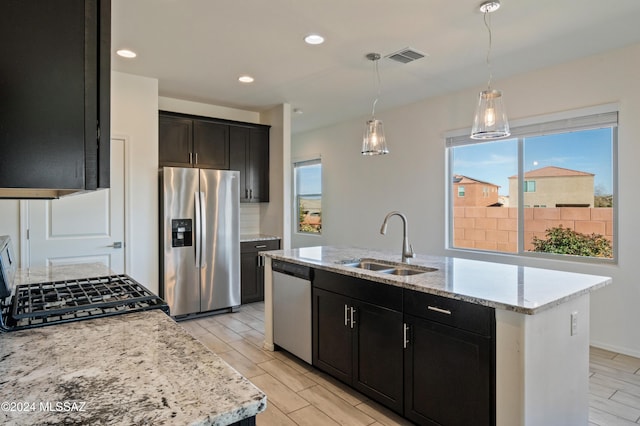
[272,260,313,281]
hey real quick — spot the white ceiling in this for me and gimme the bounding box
[111,0,640,133]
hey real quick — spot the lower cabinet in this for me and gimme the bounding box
[313,270,404,413]
[241,239,280,304]
[312,270,496,425]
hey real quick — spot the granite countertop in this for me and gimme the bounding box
[240,234,280,243]
[0,310,266,425]
[262,246,612,315]
[13,262,115,286]
[1,263,266,425]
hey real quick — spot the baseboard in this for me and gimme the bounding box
[590,340,640,359]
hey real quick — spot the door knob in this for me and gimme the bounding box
[107,242,123,249]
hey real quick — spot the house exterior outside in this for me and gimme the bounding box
[452,175,500,207]
[508,166,595,208]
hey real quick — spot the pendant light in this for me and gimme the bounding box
[362,53,389,155]
[471,1,510,140]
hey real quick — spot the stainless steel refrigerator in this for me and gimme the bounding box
[160,167,240,317]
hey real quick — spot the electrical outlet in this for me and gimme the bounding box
[571,311,578,336]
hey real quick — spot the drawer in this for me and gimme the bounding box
[404,289,494,337]
[313,269,402,312]
[241,239,280,253]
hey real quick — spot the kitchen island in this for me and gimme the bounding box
[261,246,612,426]
[0,264,266,425]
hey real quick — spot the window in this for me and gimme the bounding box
[458,186,465,197]
[447,107,617,261]
[483,186,489,197]
[294,159,322,234]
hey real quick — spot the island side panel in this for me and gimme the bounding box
[496,294,590,426]
[263,256,275,351]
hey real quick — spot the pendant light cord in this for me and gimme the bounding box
[484,10,493,90]
[371,58,381,118]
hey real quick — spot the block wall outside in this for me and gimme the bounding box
[453,207,613,253]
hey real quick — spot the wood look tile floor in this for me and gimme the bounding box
[179,303,640,425]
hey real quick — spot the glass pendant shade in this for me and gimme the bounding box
[362,119,389,155]
[471,89,510,139]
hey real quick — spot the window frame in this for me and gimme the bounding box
[445,104,618,264]
[293,157,322,236]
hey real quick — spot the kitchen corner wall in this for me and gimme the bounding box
[111,72,159,293]
[292,43,640,358]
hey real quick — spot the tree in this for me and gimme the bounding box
[531,225,612,258]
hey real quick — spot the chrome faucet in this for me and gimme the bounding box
[380,211,415,264]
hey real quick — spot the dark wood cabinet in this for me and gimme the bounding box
[159,114,229,169]
[230,126,270,202]
[0,0,111,198]
[159,116,192,167]
[159,112,269,202]
[313,270,404,413]
[404,290,495,426]
[241,239,280,304]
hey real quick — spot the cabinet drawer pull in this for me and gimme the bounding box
[255,245,267,249]
[427,306,452,315]
[350,307,356,329]
[344,305,349,327]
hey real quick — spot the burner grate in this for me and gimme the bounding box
[1,274,168,331]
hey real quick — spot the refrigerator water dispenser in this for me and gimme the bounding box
[171,219,192,247]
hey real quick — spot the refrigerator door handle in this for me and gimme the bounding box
[194,191,201,268]
[199,191,207,268]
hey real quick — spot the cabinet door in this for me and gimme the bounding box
[159,116,193,167]
[352,300,404,414]
[240,251,261,304]
[404,314,494,426]
[229,126,249,200]
[193,121,230,169]
[247,127,269,202]
[313,288,352,384]
[0,0,108,192]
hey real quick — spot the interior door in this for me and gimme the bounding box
[26,138,126,272]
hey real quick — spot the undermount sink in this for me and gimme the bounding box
[341,258,437,276]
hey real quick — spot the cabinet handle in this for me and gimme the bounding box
[256,255,262,267]
[195,152,198,164]
[350,307,356,329]
[403,323,410,348]
[344,305,349,327]
[249,188,253,199]
[245,189,249,199]
[189,152,193,164]
[427,306,452,315]
[255,245,267,249]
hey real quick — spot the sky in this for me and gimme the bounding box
[295,163,322,195]
[451,128,613,196]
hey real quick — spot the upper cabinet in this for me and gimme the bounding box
[0,0,111,199]
[159,111,270,203]
[230,126,270,202]
[159,115,229,169]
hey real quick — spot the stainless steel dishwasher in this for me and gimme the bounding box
[272,260,313,364]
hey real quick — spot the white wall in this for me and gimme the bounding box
[260,104,290,247]
[158,97,260,124]
[0,201,21,264]
[111,72,159,292]
[292,43,640,357]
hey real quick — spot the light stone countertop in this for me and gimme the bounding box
[262,246,612,315]
[1,263,266,425]
[240,234,281,243]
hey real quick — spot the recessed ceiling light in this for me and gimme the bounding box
[304,34,325,45]
[238,75,255,83]
[116,49,137,58]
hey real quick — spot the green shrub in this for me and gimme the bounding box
[531,225,612,258]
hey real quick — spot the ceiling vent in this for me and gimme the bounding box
[385,47,426,64]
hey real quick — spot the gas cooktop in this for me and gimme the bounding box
[1,274,169,331]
